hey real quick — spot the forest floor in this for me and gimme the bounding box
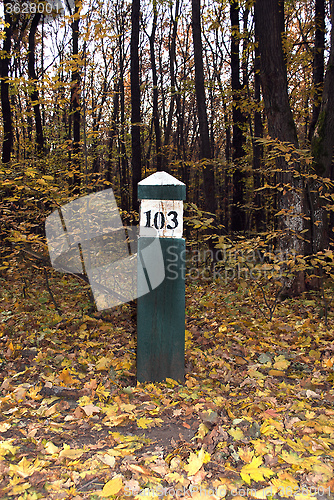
[1,262,334,500]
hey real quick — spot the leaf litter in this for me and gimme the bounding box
[0,268,334,499]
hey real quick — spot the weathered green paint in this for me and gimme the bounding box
[137,237,185,383]
[137,184,186,201]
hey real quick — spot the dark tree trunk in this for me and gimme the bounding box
[1,1,13,163]
[71,4,80,155]
[106,81,119,186]
[191,0,216,216]
[255,0,305,295]
[70,1,81,190]
[28,13,45,156]
[119,16,129,212]
[255,0,297,145]
[230,0,247,232]
[253,23,264,232]
[310,0,334,252]
[131,0,142,211]
[163,0,179,172]
[309,0,325,141]
[149,0,162,171]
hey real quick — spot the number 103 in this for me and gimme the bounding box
[144,210,179,230]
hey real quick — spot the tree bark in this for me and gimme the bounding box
[69,1,81,190]
[163,0,179,172]
[310,0,334,252]
[1,1,13,163]
[309,0,325,141]
[131,0,142,212]
[230,0,247,232]
[71,2,80,155]
[191,0,216,216]
[255,0,305,295]
[28,13,45,156]
[253,37,264,233]
[149,0,162,171]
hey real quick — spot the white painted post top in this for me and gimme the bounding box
[138,171,186,201]
[138,171,185,185]
[138,171,186,238]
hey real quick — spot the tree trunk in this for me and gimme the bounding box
[310,0,334,252]
[230,0,247,232]
[106,81,119,186]
[149,0,162,171]
[164,0,179,154]
[119,16,129,212]
[191,0,216,216]
[70,1,81,190]
[255,0,305,295]
[309,0,325,141]
[28,13,45,156]
[1,1,13,163]
[131,0,142,211]
[253,24,264,232]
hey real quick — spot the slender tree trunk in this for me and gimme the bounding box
[72,11,80,149]
[1,1,13,163]
[119,21,129,212]
[253,26,264,232]
[28,13,45,156]
[70,1,81,190]
[149,0,162,171]
[106,81,119,186]
[191,0,216,216]
[255,0,305,295]
[309,0,325,141]
[164,0,179,162]
[131,0,142,211]
[230,0,247,232]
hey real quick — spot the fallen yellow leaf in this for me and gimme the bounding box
[0,439,18,457]
[136,417,163,429]
[58,368,78,385]
[59,445,84,460]
[101,475,123,497]
[0,422,11,433]
[238,447,254,463]
[228,427,244,440]
[45,441,60,454]
[240,456,274,485]
[96,357,113,371]
[9,457,41,478]
[8,482,30,495]
[196,423,209,439]
[98,454,116,467]
[184,448,210,476]
[273,355,290,370]
[280,450,303,465]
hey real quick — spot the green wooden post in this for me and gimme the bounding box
[137,172,186,382]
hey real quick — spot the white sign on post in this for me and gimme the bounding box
[140,199,183,238]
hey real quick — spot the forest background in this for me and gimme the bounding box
[1,1,334,499]
[1,0,334,296]
[0,0,334,292]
